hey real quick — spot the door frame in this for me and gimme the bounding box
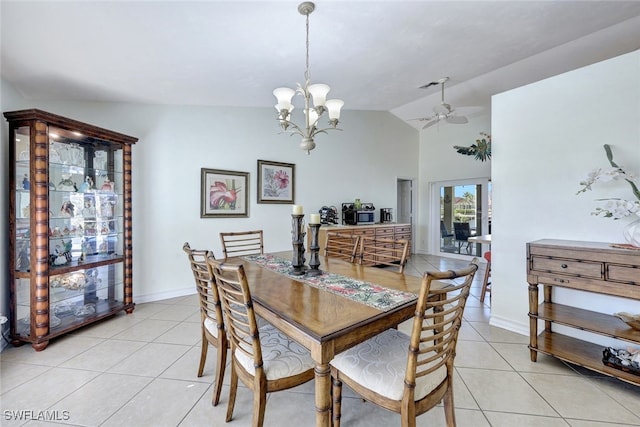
[430,178,491,259]
[396,176,416,254]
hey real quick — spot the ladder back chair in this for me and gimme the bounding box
[207,257,315,427]
[182,242,227,406]
[358,236,410,273]
[330,259,480,427]
[220,230,264,260]
[324,231,360,263]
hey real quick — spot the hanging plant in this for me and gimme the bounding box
[453,132,491,161]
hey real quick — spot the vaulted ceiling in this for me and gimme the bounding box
[2,1,640,129]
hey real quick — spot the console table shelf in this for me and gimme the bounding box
[527,239,640,386]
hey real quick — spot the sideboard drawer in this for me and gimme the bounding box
[531,256,603,278]
[607,263,640,284]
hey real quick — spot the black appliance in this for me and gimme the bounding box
[342,202,375,225]
[319,206,339,225]
[380,208,393,223]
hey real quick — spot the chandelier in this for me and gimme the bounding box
[273,2,344,154]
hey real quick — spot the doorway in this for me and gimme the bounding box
[432,179,491,258]
[397,178,415,253]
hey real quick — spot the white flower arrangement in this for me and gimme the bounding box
[577,144,640,219]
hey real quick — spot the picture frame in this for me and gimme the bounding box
[257,160,295,204]
[200,168,249,218]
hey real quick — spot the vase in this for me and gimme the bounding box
[622,218,640,248]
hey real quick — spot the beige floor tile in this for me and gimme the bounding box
[183,311,202,323]
[457,368,558,416]
[160,344,221,384]
[469,321,529,344]
[110,318,177,342]
[107,342,191,377]
[178,384,234,426]
[454,340,513,370]
[149,304,199,322]
[128,302,174,318]
[48,373,152,426]
[521,372,640,424]
[589,376,640,415]
[60,339,146,372]
[153,322,201,346]
[0,367,99,426]
[566,420,640,427]
[69,311,143,338]
[490,343,579,375]
[462,306,492,322]
[101,378,209,427]
[0,361,51,394]
[484,411,570,426]
[0,335,103,367]
[458,321,486,341]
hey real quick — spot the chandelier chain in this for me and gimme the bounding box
[304,12,310,83]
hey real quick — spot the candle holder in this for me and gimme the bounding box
[307,223,322,276]
[290,214,307,276]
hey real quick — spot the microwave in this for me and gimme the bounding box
[344,210,375,225]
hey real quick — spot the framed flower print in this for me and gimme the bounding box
[201,168,249,218]
[257,160,295,204]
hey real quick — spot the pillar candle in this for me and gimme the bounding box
[309,213,320,224]
[292,205,303,215]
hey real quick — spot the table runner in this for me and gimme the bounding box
[243,254,417,311]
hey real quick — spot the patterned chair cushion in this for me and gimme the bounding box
[203,317,219,338]
[330,328,447,401]
[235,325,315,380]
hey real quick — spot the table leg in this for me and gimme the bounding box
[314,362,332,427]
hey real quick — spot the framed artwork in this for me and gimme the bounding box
[200,168,249,218]
[257,160,295,204]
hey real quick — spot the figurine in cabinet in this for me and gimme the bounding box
[101,176,114,192]
[57,173,77,191]
[22,174,30,190]
[50,239,72,266]
[78,176,94,193]
[60,201,75,217]
[17,243,29,271]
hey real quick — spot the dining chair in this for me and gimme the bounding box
[182,242,227,406]
[357,235,410,273]
[219,230,264,260]
[452,222,473,254]
[324,231,360,263]
[330,259,480,427]
[481,251,492,303]
[208,257,316,427]
[440,220,454,246]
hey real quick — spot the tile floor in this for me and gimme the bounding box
[1,254,639,426]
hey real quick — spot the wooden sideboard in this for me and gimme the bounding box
[526,239,640,385]
[314,224,411,263]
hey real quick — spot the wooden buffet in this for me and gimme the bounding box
[315,223,411,262]
[526,239,640,385]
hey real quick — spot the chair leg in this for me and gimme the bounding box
[480,262,491,303]
[332,375,343,427]
[212,336,228,406]
[197,329,208,377]
[253,388,267,427]
[442,382,456,427]
[226,363,238,421]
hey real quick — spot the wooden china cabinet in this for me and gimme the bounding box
[5,109,138,351]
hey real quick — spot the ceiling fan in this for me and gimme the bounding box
[412,77,468,129]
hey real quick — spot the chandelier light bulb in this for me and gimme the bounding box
[325,99,344,125]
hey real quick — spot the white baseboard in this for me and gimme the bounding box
[489,314,529,337]
[133,287,196,304]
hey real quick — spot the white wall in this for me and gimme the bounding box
[416,115,492,254]
[0,81,418,307]
[491,50,640,345]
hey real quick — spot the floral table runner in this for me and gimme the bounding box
[243,254,417,311]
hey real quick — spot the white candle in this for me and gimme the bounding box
[309,213,320,224]
[292,205,303,215]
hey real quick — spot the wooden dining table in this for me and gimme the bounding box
[231,251,443,427]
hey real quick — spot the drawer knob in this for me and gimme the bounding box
[561,264,568,268]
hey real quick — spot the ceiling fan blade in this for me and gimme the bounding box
[446,115,468,124]
[409,117,433,122]
[422,118,439,129]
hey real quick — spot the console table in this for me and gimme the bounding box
[526,239,640,385]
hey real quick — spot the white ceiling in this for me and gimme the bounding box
[2,1,640,129]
